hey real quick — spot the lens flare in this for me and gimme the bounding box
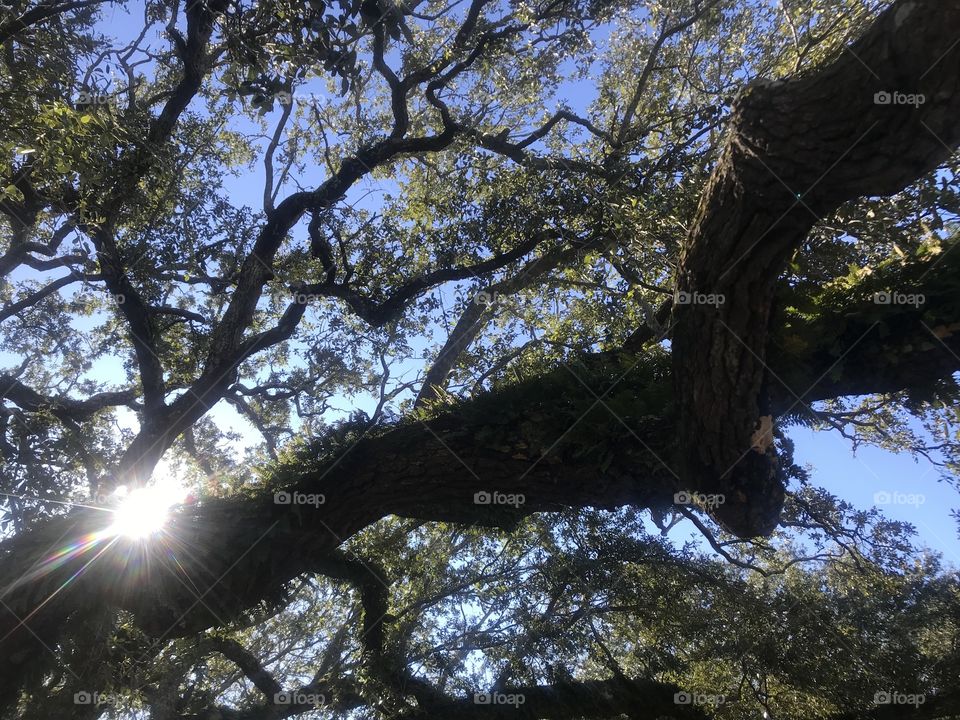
[109,483,184,539]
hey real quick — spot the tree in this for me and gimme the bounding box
[0,0,958,717]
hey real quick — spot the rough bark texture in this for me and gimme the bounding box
[2,275,960,708]
[0,354,679,708]
[671,0,960,537]
[1,0,960,714]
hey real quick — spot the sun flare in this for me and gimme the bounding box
[108,480,186,539]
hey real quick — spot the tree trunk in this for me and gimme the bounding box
[671,0,960,536]
[1,0,960,709]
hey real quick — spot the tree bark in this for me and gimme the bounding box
[2,280,960,707]
[671,0,960,537]
[2,0,960,711]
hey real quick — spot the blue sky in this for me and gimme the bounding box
[794,425,958,561]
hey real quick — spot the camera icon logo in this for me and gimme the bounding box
[474,491,492,505]
[474,693,491,704]
[74,692,92,705]
[674,692,692,704]
[874,91,891,105]
[474,291,497,307]
[274,491,292,505]
[874,691,892,704]
[673,491,692,504]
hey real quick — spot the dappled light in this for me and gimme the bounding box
[0,0,958,718]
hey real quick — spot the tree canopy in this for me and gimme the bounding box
[0,0,959,718]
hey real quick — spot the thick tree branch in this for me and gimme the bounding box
[0,0,108,44]
[671,0,960,537]
[768,242,960,410]
[399,675,710,720]
[0,373,138,420]
[88,227,167,418]
[1,273,960,706]
[0,217,76,279]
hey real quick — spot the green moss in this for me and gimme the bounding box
[261,348,676,489]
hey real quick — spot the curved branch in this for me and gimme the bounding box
[202,637,283,700]
[1,287,959,705]
[671,0,960,537]
[0,272,101,323]
[0,0,108,44]
[414,233,598,407]
[0,373,138,420]
[300,230,554,327]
